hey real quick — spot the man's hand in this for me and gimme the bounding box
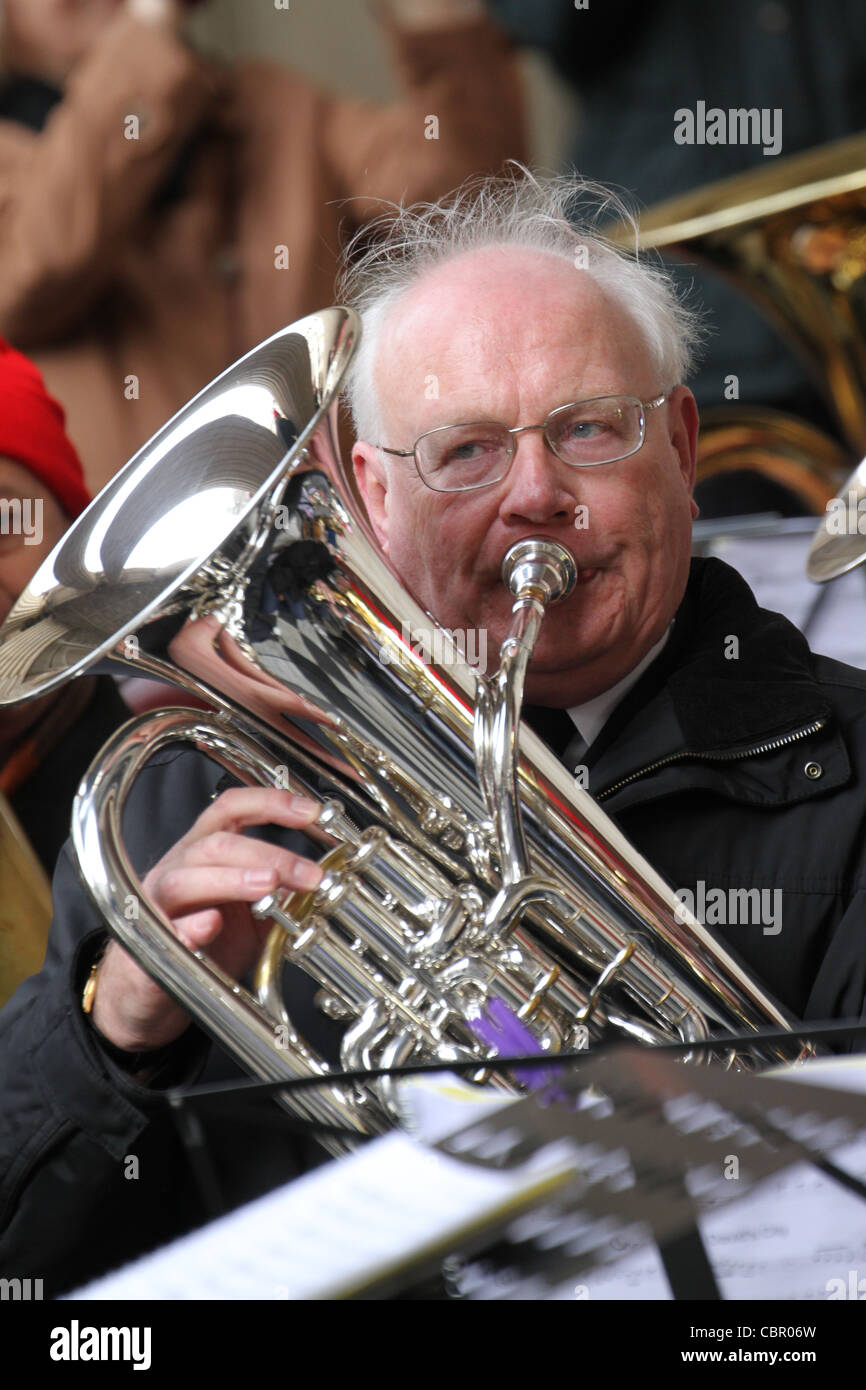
[1,0,181,85]
[125,0,182,28]
[377,0,487,32]
[90,788,323,1053]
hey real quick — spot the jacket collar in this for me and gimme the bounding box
[664,556,831,751]
[585,556,847,805]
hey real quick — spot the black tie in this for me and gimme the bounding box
[522,704,579,759]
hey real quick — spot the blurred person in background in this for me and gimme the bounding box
[0,0,526,492]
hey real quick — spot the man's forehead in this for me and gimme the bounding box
[373,248,639,419]
[382,246,607,345]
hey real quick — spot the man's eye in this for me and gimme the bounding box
[567,419,607,440]
[440,438,499,466]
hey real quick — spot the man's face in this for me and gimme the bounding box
[352,248,699,706]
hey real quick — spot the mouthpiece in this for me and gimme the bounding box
[501,539,577,604]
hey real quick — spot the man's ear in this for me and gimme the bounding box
[352,442,390,553]
[667,385,700,515]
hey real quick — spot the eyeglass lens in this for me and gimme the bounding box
[416,396,643,490]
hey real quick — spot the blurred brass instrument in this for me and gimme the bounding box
[627,132,866,513]
[0,309,809,1148]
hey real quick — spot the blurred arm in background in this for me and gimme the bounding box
[0,0,216,346]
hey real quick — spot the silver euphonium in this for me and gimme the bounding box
[0,309,808,1147]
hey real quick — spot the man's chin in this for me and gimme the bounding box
[521,617,626,703]
[529,607,618,669]
[522,654,616,706]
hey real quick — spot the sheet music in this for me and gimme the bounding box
[529,1137,866,1301]
[70,1059,866,1301]
[537,1057,866,1301]
[69,1124,576,1301]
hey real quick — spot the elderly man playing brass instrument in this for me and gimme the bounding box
[2,171,866,1294]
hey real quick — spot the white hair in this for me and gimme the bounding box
[338,168,704,442]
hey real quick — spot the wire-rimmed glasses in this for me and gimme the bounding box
[375,393,668,493]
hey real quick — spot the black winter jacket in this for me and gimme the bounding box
[2,557,866,1294]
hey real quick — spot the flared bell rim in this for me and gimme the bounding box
[0,307,360,706]
[806,452,866,583]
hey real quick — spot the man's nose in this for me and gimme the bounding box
[498,428,576,524]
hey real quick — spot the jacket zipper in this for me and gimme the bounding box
[596,717,828,801]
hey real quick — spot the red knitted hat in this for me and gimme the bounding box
[0,339,91,519]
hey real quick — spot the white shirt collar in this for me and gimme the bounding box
[566,625,672,749]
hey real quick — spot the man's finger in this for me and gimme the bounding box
[173,830,323,886]
[151,860,321,916]
[180,787,321,846]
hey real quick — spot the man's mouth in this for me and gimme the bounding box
[576,566,601,585]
